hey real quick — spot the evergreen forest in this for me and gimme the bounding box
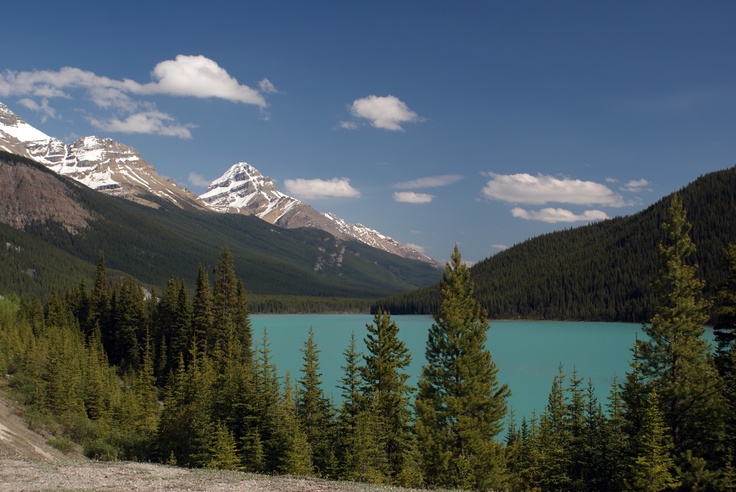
[375,166,736,323]
[1,196,735,491]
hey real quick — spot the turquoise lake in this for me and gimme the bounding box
[250,315,715,425]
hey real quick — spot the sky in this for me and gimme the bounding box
[1,1,734,263]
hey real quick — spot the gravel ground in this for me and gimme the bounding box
[0,392,430,492]
[0,458,409,492]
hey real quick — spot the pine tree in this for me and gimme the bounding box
[337,331,363,476]
[296,327,334,477]
[414,245,510,490]
[205,421,241,470]
[635,195,726,478]
[537,365,571,491]
[281,371,314,476]
[628,390,680,491]
[714,243,736,457]
[360,310,413,480]
[191,264,214,354]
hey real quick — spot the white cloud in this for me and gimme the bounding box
[339,120,358,130]
[188,172,212,187]
[482,173,627,207]
[393,174,463,189]
[394,191,434,204]
[140,55,266,106]
[18,98,57,122]
[0,55,270,138]
[620,178,651,192]
[511,207,609,223]
[348,95,421,131]
[259,78,278,94]
[491,244,509,251]
[284,177,360,199]
[405,243,426,254]
[88,111,194,139]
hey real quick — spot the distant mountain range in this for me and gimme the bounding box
[0,101,435,265]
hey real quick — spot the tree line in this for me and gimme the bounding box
[375,166,736,323]
[1,195,735,490]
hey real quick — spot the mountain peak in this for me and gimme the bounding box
[199,162,439,266]
[0,102,51,143]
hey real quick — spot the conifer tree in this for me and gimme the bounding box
[155,277,191,375]
[360,310,413,480]
[296,327,335,477]
[714,243,736,456]
[414,245,510,490]
[635,195,726,478]
[537,366,572,491]
[281,371,314,476]
[205,421,241,470]
[628,390,680,491]
[337,332,362,475]
[191,264,214,354]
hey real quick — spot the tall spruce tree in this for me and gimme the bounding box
[191,264,214,354]
[296,327,335,477]
[714,243,736,458]
[628,390,680,491]
[634,195,726,484]
[414,245,510,490]
[360,310,413,480]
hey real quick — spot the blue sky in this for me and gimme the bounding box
[2,1,734,263]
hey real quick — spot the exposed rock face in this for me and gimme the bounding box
[0,156,92,233]
[1,102,438,265]
[0,102,202,210]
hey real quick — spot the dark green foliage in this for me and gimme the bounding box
[414,246,510,489]
[0,151,441,304]
[360,310,413,481]
[630,195,727,488]
[628,390,680,491]
[714,244,736,460]
[376,166,736,322]
[296,327,336,477]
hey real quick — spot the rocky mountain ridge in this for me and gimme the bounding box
[0,102,437,265]
[201,162,437,264]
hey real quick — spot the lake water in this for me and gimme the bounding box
[250,314,714,425]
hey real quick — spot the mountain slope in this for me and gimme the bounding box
[375,166,736,322]
[0,151,441,300]
[200,162,437,264]
[0,102,436,265]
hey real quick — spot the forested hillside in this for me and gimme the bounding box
[1,197,735,490]
[0,151,441,303]
[375,166,736,321]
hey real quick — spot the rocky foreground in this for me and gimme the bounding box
[0,393,425,492]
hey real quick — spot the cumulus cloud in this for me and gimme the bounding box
[621,178,651,192]
[339,120,359,130]
[88,111,195,139]
[347,95,421,131]
[188,172,212,188]
[482,173,627,207]
[394,191,434,204]
[284,177,360,199]
[393,174,463,189]
[511,207,609,223]
[0,55,271,138]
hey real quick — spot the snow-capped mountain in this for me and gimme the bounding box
[0,102,437,265]
[200,162,438,264]
[0,102,201,209]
